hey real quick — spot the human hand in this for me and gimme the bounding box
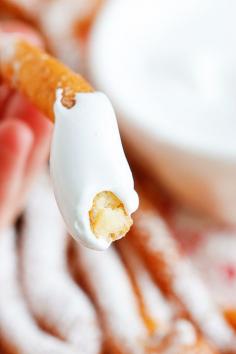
[0,21,52,230]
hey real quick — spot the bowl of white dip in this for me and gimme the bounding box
[88,0,236,224]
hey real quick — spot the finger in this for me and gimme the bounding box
[0,119,33,229]
[0,84,12,118]
[0,20,50,192]
[3,93,52,190]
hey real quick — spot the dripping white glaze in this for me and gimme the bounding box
[50,90,138,251]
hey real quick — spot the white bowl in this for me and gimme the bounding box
[88,0,236,224]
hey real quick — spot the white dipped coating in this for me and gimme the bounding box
[50,90,139,250]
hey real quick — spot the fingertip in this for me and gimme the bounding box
[0,119,34,229]
[0,119,33,156]
[4,92,52,143]
[0,84,12,116]
[3,94,52,188]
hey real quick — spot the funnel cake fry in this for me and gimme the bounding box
[129,192,236,353]
[153,320,217,354]
[0,227,79,354]
[117,239,173,335]
[21,173,102,354]
[1,0,102,69]
[0,35,137,249]
[117,240,217,354]
[76,244,148,354]
[0,38,92,121]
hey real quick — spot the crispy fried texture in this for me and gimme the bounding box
[0,40,93,121]
[89,191,133,241]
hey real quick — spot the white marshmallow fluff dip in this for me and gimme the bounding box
[88,0,236,224]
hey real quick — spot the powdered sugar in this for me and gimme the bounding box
[192,231,236,309]
[173,320,197,346]
[135,211,236,351]
[21,172,102,354]
[76,244,148,353]
[136,212,181,264]
[168,205,236,309]
[0,227,78,354]
[118,240,173,332]
[39,0,99,69]
[40,0,82,69]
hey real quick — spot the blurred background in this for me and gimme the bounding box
[0,0,236,353]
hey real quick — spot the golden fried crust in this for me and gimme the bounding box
[0,40,93,121]
[156,337,218,354]
[224,309,236,332]
[89,191,133,241]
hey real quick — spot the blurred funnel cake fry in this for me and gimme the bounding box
[21,173,102,353]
